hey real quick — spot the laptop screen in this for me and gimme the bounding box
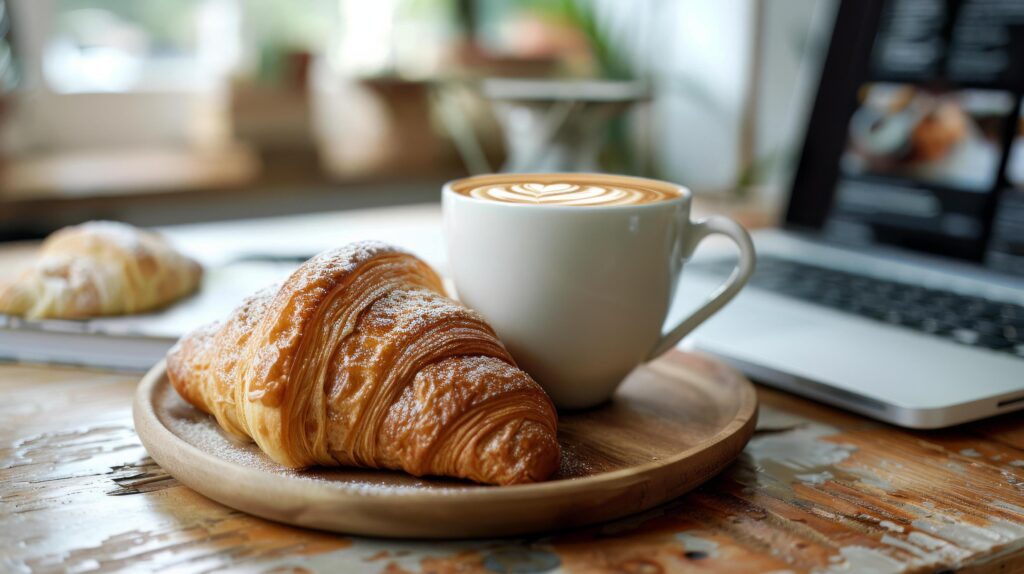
[788,0,1024,276]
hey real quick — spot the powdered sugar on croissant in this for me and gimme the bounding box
[167,241,559,485]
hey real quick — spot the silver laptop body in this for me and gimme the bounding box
[679,230,1024,428]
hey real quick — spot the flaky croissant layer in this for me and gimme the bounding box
[167,241,560,486]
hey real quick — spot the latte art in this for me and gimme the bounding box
[460,181,678,206]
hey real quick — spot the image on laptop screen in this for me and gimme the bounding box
[820,0,1024,270]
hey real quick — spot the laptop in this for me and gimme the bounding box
[679,0,1024,428]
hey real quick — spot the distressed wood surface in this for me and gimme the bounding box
[2,354,1023,574]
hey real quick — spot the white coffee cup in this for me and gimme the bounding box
[443,173,755,409]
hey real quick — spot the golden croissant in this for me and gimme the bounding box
[0,221,202,319]
[167,242,560,485]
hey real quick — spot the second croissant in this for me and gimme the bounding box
[167,241,560,486]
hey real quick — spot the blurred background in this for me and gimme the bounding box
[0,0,837,240]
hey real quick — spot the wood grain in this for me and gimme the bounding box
[133,353,757,538]
[3,353,1024,573]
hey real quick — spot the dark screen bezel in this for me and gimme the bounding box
[785,0,884,232]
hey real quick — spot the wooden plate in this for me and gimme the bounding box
[133,351,757,538]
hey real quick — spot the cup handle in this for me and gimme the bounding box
[646,216,756,360]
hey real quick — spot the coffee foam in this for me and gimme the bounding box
[452,176,680,207]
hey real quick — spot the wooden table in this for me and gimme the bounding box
[2,208,1024,573]
[3,356,1023,573]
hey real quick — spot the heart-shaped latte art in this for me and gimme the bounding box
[521,182,577,196]
[462,179,678,206]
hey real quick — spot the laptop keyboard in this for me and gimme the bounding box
[695,256,1024,359]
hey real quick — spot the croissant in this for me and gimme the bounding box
[0,221,202,319]
[167,241,560,485]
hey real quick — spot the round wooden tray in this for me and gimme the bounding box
[133,351,757,539]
